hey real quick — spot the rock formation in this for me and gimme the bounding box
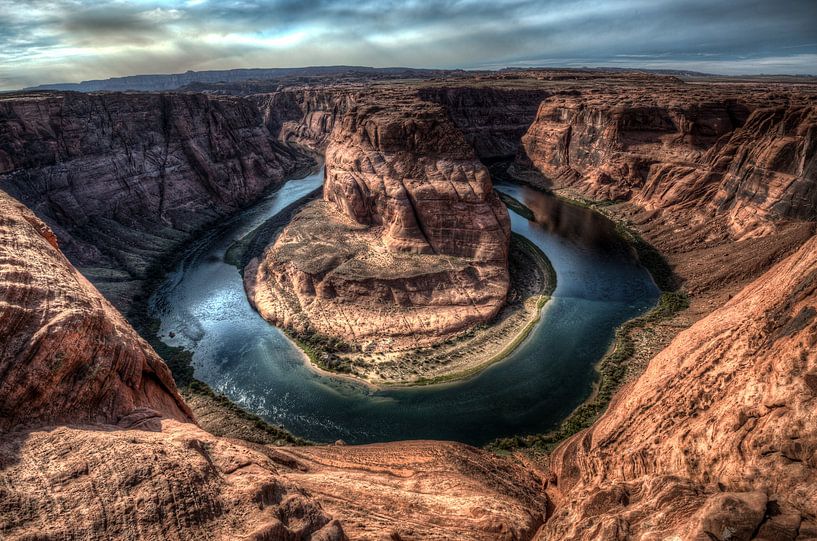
[516,86,817,237]
[0,91,313,311]
[419,86,550,160]
[246,93,511,350]
[539,233,817,540]
[0,191,191,430]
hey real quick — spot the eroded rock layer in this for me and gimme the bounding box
[247,94,511,350]
[516,86,817,237]
[539,234,817,540]
[0,191,191,430]
[0,92,313,310]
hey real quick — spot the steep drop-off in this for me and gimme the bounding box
[246,93,511,351]
[419,85,550,160]
[516,87,817,237]
[0,91,313,311]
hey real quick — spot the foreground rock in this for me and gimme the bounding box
[539,234,817,540]
[0,187,547,540]
[246,94,511,352]
[0,191,191,430]
[280,441,548,540]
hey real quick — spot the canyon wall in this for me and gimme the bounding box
[418,86,550,160]
[253,88,358,151]
[246,93,511,351]
[509,78,817,539]
[0,91,313,311]
[539,232,817,540]
[516,87,817,237]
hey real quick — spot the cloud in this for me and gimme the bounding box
[0,0,815,90]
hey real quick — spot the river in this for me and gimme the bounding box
[150,170,659,445]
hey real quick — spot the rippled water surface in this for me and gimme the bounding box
[151,171,659,445]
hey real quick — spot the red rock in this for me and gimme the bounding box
[0,190,191,430]
[246,93,511,351]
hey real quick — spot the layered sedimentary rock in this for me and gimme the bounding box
[254,88,358,151]
[0,91,312,310]
[539,233,817,540]
[246,95,511,350]
[0,187,544,540]
[516,86,817,237]
[419,86,550,160]
[0,191,191,430]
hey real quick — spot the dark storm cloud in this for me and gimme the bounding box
[1,0,815,90]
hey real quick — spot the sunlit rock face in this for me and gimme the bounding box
[0,190,192,431]
[516,87,817,237]
[539,233,817,540]
[0,91,313,311]
[246,93,511,351]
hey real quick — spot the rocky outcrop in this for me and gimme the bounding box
[246,94,511,351]
[516,86,817,237]
[538,233,817,540]
[0,91,313,310]
[0,190,191,430]
[280,441,548,540]
[0,420,348,541]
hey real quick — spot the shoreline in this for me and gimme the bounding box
[487,167,690,454]
[273,230,556,388]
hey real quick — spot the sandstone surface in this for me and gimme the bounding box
[539,233,817,540]
[0,190,191,430]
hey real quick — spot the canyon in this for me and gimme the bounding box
[1,69,816,539]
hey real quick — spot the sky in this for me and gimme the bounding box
[1,0,816,90]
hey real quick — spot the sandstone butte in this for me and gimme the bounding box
[0,70,816,540]
[245,92,512,352]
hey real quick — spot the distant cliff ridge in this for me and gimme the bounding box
[23,66,462,93]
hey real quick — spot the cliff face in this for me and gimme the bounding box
[418,86,550,160]
[254,88,358,151]
[0,190,191,430]
[0,92,313,310]
[245,94,511,350]
[516,90,817,237]
[540,233,817,540]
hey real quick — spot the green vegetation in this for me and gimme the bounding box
[287,329,357,373]
[488,290,688,453]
